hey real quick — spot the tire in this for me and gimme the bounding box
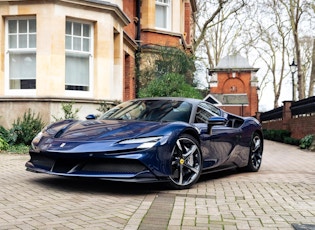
[168,134,202,189]
[244,132,263,172]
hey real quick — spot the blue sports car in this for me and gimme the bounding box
[26,97,263,189]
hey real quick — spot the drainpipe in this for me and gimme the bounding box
[135,0,141,97]
[136,0,141,43]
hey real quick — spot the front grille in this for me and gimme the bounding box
[31,153,147,175]
[30,154,55,170]
[82,159,146,174]
[53,159,81,173]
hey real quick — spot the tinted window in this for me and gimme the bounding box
[100,100,192,123]
[199,102,221,116]
[194,102,221,123]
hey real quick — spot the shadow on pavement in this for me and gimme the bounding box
[27,176,168,195]
[26,168,245,194]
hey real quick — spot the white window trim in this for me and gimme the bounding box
[5,16,36,96]
[65,19,94,98]
[155,0,172,31]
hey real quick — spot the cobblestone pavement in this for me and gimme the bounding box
[0,140,314,230]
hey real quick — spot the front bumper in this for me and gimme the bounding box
[25,148,171,183]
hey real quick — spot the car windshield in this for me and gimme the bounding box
[99,99,192,122]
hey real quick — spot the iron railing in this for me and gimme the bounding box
[291,96,315,116]
[260,96,315,121]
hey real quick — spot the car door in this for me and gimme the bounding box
[194,102,242,169]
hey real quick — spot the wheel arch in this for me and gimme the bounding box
[180,127,201,144]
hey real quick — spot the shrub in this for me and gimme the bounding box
[0,126,17,145]
[6,144,29,154]
[263,129,291,142]
[0,137,9,151]
[11,109,46,145]
[138,73,202,99]
[138,46,195,89]
[52,102,80,121]
[299,134,314,149]
[283,137,300,146]
[97,100,120,113]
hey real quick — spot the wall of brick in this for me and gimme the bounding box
[260,101,315,139]
[141,30,182,47]
[211,71,258,117]
[219,106,250,117]
[123,54,136,101]
[288,116,315,139]
[184,2,191,45]
[262,116,315,139]
[123,0,137,39]
[261,120,283,131]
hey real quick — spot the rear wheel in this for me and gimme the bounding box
[168,134,202,189]
[244,132,263,172]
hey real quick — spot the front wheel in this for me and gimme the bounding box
[244,132,263,172]
[168,134,202,190]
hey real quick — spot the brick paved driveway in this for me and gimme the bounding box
[0,140,314,230]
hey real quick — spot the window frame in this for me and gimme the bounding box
[5,17,37,95]
[194,102,222,123]
[65,19,94,97]
[155,0,171,30]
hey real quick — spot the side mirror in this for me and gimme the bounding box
[86,114,96,120]
[207,116,227,134]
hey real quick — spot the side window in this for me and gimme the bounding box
[194,102,221,123]
[6,18,37,90]
[195,107,212,123]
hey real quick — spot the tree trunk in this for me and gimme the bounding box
[309,38,315,97]
[290,0,305,100]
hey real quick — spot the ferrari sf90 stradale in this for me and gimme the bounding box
[26,97,263,189]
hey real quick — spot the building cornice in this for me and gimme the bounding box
[142,27,182,37]
[141,28,192,51]
[123,31,138,51]
[62,0,130,25]
[2,0,130,26]
[210,68,260,72]
[0,96,117,105]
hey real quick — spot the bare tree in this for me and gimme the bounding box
[308,3,315,96]
[193,0,247,52]
[193,0,249,89]
[249,1,291,107]
[309,39,315,96]
[194,0,315,109]
[278,0,311,100]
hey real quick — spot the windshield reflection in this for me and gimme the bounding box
[99,100,192,122]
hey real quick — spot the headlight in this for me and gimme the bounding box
[119,136,164,149]
[32,131,43,143]
[31,131,43,150]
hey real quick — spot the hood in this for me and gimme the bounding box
[46,119,169,142]
[33,119,193,153]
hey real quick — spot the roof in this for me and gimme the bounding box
[213,54,259,72]
[204,94,249,105]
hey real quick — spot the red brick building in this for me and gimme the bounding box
[0,0,197,127]
[205,54,259,117]
[122,0,196,100]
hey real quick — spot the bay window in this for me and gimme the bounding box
[65,20,92,91]
[7,18,36,89]
[155,0,171,30]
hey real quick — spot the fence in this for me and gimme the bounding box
[257,96,315,139]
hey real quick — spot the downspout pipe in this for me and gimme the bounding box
[136,0,141,42]
[135,0,141,97]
